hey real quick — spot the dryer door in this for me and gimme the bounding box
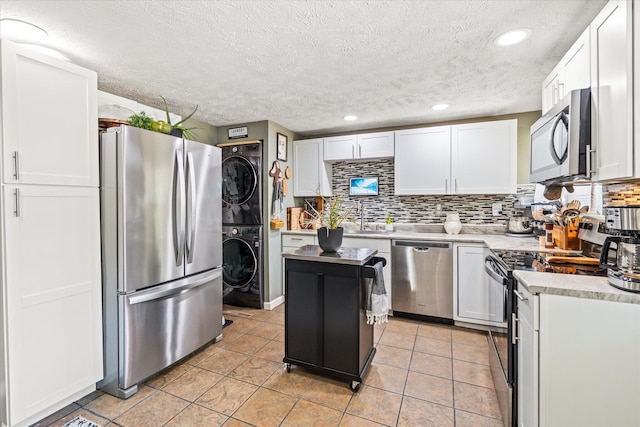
[222,155,258,224]
[222,237,257,290]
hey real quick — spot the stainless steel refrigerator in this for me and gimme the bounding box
[98,125,223,398]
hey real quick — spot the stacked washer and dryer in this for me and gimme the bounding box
[220,141,264,308]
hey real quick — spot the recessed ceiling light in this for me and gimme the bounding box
[0,18,48,43]
[494,28,531,47]
[431,104,449,111]
[19,44,68,61]
[343,115,358,121]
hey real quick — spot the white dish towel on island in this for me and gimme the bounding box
[366,261,389,324]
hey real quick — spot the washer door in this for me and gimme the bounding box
[222,155,257,207]
[223,237,257,289]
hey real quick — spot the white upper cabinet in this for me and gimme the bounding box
[293,138,332,197]
[562,28,591,95]
[451,120,517,194]
[323,135,357,161]
[542,64,562,114]
[394,126,451,195]
[395,119,516,195]
[357,131,394,159]
[541,28,590,115]
[323,131,394,162]
[1,40,98,187]
[591,0,633,181]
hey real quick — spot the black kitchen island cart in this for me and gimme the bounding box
[282,244,386,391]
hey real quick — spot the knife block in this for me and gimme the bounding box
[552,225,581,250]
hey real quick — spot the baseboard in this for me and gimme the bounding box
[264,295,284,310]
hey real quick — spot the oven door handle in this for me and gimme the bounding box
[484,256,506,284]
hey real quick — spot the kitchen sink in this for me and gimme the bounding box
[344,229,393,235]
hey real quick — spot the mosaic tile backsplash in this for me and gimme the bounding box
[603,182,640,206]
[329,159,536,225]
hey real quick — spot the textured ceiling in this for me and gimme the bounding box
[0,0,608,136]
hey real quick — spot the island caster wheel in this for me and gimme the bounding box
[350,381,360,391]
[285,363,291,373]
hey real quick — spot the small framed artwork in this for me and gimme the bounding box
[277,132,288,162]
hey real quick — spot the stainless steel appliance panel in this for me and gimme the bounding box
[489,332,512,427]
[119,268,223,389]
[184,139,222,275]
[121,126,185,292]
[391,241,453,319]
[530,88,591,184]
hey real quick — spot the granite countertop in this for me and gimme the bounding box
[282,244,378,266]
[514,270,640,305]
[281,229,581,255]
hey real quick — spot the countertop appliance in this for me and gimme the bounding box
[391,240,453,322]
[530,88,591,184]
[99,126,223,398]
[600,206,640,292]
[487,215,608,426]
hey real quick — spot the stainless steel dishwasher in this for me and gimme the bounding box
[391,240,453,320]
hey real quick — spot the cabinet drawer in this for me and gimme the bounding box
[517,283,535,326]
[283,234,316,247]
[342,237,390,253]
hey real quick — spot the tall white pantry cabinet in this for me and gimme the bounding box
[0,40,102,427]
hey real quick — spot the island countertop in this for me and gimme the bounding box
[282,244,378,266]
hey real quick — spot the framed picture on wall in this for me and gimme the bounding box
[277,133,288,162]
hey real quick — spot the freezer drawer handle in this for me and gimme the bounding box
[127,269,222,305]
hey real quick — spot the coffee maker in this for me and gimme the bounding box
[600,206,640,292]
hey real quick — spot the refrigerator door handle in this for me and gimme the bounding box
[127,268,222,305]
[186,151,197,264]
[173,149,186,266]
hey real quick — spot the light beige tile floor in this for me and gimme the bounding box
[32,305,502,427]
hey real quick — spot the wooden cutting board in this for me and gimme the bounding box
[544,255,600,265]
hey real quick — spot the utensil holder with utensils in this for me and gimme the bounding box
[553,225,581,250]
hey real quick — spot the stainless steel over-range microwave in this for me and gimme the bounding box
[530,88,591,184]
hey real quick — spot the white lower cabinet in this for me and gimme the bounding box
[2,185,103,426]
[454,245,505,327]
[341,237,392,310]
[516,283,640,427]
[516,284,537,427]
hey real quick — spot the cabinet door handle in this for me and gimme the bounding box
[13,189,20,217]
[586,144,595,177]
[511,312,519,344]
[514,289,528,301]
[358,144,362,158]
[558,82,565,99]
[445,179,448,193]
[455,178,458,193]
[352,145,355,158]
[291,237,303,241]
[12,151,19,180]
